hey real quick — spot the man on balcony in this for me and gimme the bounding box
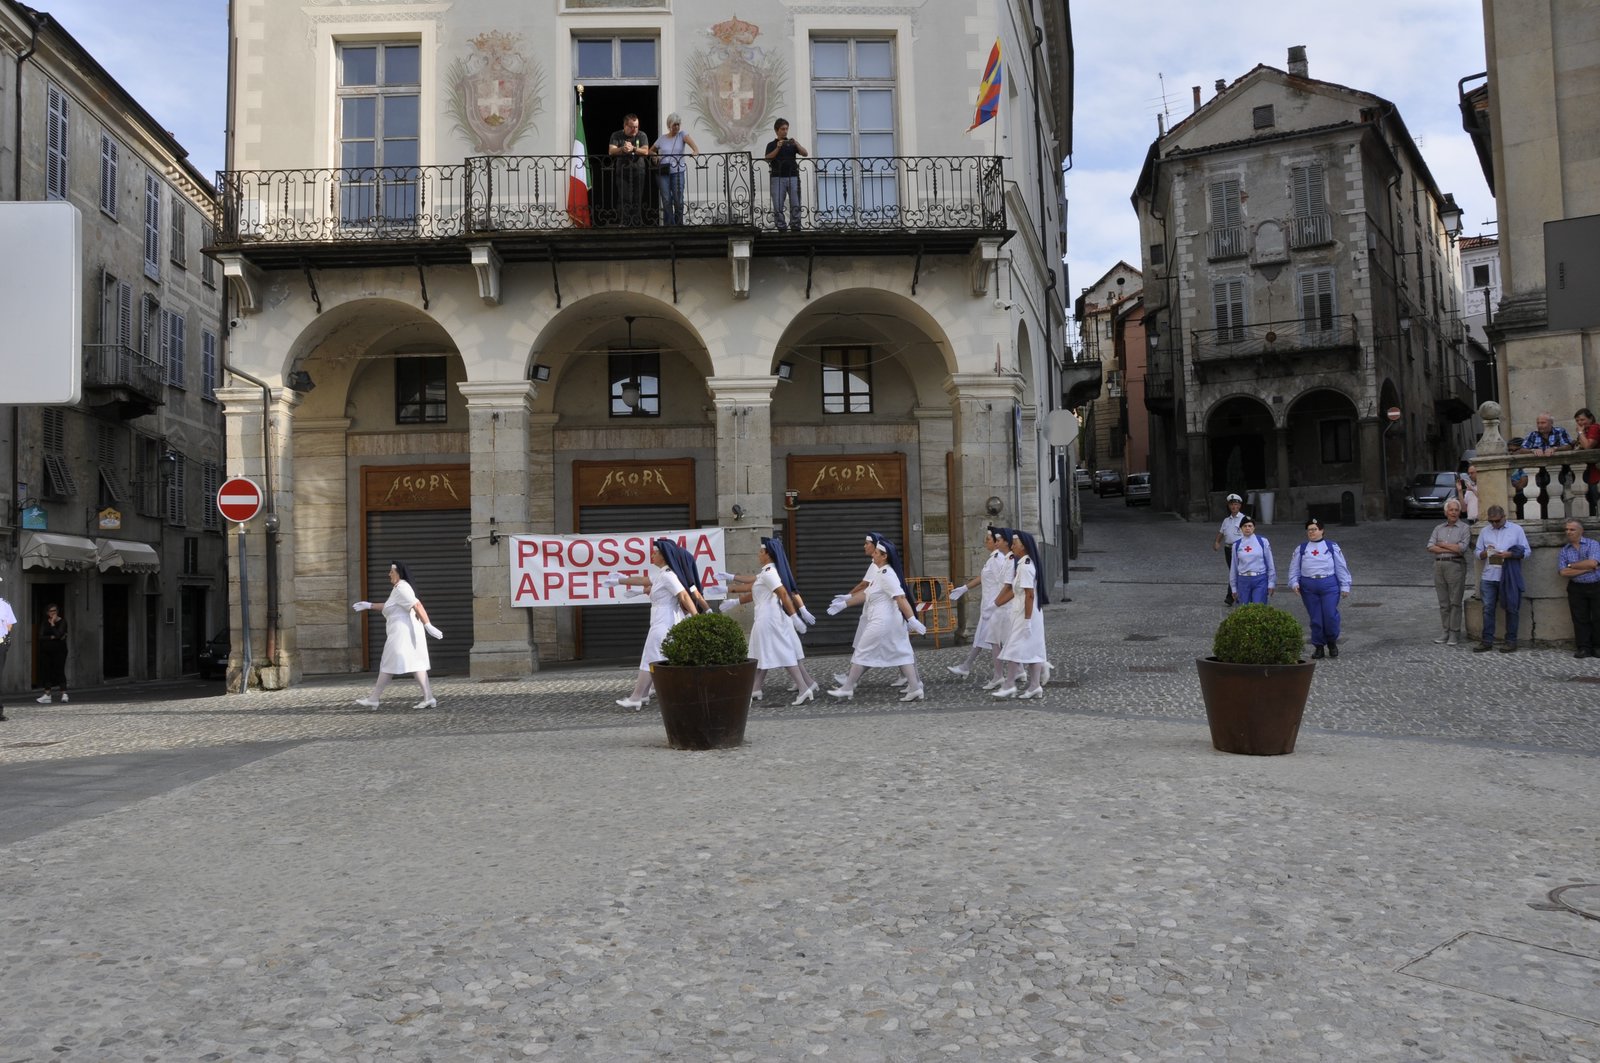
[1521,411,1572,456]
[608,114,651,225]
[765,119,808,232]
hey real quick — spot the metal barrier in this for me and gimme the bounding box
[904,577,958,648]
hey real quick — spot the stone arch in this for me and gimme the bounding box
[526,292,712,418]
[1204,394,1275,493]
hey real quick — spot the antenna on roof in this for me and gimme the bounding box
[1157,72,1172,127]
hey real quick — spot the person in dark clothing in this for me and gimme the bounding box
[608,113,650,225]
[764,118,808,231]
[37,603,68,704]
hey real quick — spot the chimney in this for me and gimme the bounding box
[1288,45,1308,78]
[1214,79,1227,95]
[1192,85,1202,112]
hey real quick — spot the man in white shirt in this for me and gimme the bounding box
[1211,493,1249,606]
[1473,505,1532,653]
[0,576,16,722]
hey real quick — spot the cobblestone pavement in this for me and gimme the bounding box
[0,503,1597,1061]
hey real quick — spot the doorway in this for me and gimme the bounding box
[580,86,660,226]
[103,584,130,679]
[180,586,208,674]
[29,582,66,687]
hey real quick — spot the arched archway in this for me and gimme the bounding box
[1205,395,1275,493]
[1286,387,1361,523]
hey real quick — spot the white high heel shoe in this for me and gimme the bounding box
[991,686,1018,699]
[826,686,855,699]
[832,673,849,687]
[413,697,438,709]
[1041,662,1054,685]
[946,663,970,676]
[898,685,925,703]
[1015,687,1044,700]
[356,697,382,709]
[792,683,819,706]
[751,689,764,700]
[980,677,1005,691]
[615,697,645,710]
[890,676,908,688]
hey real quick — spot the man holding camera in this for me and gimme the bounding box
[764,118,808,232]
[608,113,650,225]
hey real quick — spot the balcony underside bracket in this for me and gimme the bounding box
[219,253,265,315]
[969,237,1002,296]
[414,258,430,310]
[549,246,562,309]
[728,238,751,298]
[300,260,322,314]
[911,244,924,296]
[805,246,816,300]
[467,241,502,305]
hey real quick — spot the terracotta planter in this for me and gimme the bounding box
[1195,657,1315,755]
[652,659,759,750]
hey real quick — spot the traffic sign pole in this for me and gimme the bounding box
[238,523,252,691]
[217,477,263,691]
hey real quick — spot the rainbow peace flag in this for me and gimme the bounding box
[967,40,1002,132]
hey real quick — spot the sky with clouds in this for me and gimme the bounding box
[37,0,1494,306]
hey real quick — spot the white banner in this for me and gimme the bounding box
[509,528,728,608]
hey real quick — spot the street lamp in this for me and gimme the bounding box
[1439,194,1464,241]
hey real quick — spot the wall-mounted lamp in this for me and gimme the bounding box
[530,364,551,382]
[985,496,1004,517]
[285,369,316,392]
[1439,193,1464,240]
[488,517,500,547]
[731,503,746,521]
[1399,312,1412,334]
[621,380,642,409]
[776,360,794,382]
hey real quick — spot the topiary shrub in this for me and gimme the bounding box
[660,611,749,667]
[1212,603,1304,665]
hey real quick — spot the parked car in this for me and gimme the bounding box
[1073,467,1092,490]
[197,629,230,680]
[1093,469,1123,496]
[1402,471,1459,518]
[1124,472,1152,506]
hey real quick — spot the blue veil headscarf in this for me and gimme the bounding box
[760,536,799,594]
[1011,530,1049,606]
[655,538,701,594]
[870,533,907,592]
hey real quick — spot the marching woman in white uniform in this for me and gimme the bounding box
[721,536,820,705]
[947,525,1014,688]
[992,531,1052,700]
[828,534,927,701]
[606,539,698,709]
[353,561,444,710]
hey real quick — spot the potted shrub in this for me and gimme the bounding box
[1195,603,1315,755]
[652,611,758,750]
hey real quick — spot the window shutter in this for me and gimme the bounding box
[144,174,161,278]
[1298,269,1335,330]
[170,193,186,266]
[116,282,133,347]
[160,310,173,383]
[202,331,217,398]
[1291,165,1327,218]
[1210,179,1240,227]
[46,84,69,199]
[167,455,187,526]
[100,135,119,215]
[1213,280,1245,337]
[172,314,186,387]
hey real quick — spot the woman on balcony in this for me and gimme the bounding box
[652,113,698,226]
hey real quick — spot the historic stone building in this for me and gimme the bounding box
[1133,47,1474,525]
[0,1,226,696]
[213,1,1075,686]
[1072,262,1144,484]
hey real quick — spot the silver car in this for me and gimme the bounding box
[1124,472,1152,506]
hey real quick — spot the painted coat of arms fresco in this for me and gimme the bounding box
[447,31,545,154]
[686,17,786,146]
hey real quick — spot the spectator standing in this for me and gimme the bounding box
[651,112,698,225]
[1573,408,1600,493]
[764,119,808,232]
[607,113,650,225]
[1522,411,1572,455]
[1557,519,1600,659]
[1228,516,1275,605]
[1457,464,1479,522]
[1473,505,1531,653]
[0,578,14,722]
[1288,518,1352,659]
[1426,498,1471,646]
[1212,492,1248,605]
[36,604,69,704]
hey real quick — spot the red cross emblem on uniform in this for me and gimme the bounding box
[1311,549,1321,555]
[1243,546,1253,553]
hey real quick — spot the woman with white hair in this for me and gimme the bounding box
[652,112,699,225]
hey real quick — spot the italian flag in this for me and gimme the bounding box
[569,91,591,227]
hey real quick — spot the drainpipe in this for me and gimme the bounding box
[10,10,45,553]
[217,1,280,675]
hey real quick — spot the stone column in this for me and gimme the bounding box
[292,417,353,675]
[707,376,777,571]
[1274,426,1292,522]
[1360,418,1386,520]
[912,405,954,580]
[527,412,560,662]
[215,384,302,691]
[946,373,1025,635]
[459,381,540,679]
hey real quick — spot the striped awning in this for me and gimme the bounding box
[95,538,162,573]
[20,532,98,571]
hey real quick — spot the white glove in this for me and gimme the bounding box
[948,585,967,602]
[827,599,847,616]
[719,598,741,613]
[906,617,926,636]
[599,574,622,588]
[790,613,807,634]
[799,607,817,626]
[352,601,373,612]
[714,570,737,582]
[424,623,443,640]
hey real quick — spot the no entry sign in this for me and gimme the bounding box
[217,477,263,524]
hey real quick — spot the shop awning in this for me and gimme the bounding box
[20,532,99,571]
[95,538,161,573]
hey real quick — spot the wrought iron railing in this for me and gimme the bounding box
[83,343,165,398]
[213,154,1007,244]
[1190,315,1359,362]
[1208,225,1246,260]
[1288,211,1333,248]
[1143,371,1175,405]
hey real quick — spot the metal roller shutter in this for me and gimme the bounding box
[791,498,905,648]
[365,509,472,674]
[577,503,692,661]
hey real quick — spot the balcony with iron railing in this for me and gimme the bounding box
[1143,368,1176,411]
[1434,371,1476,423]
[1190,315,1360,370]
[1207,225,1246,261]
[1288,210,1334,248]
[83,343,165,419]
[212,153,1009,269]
